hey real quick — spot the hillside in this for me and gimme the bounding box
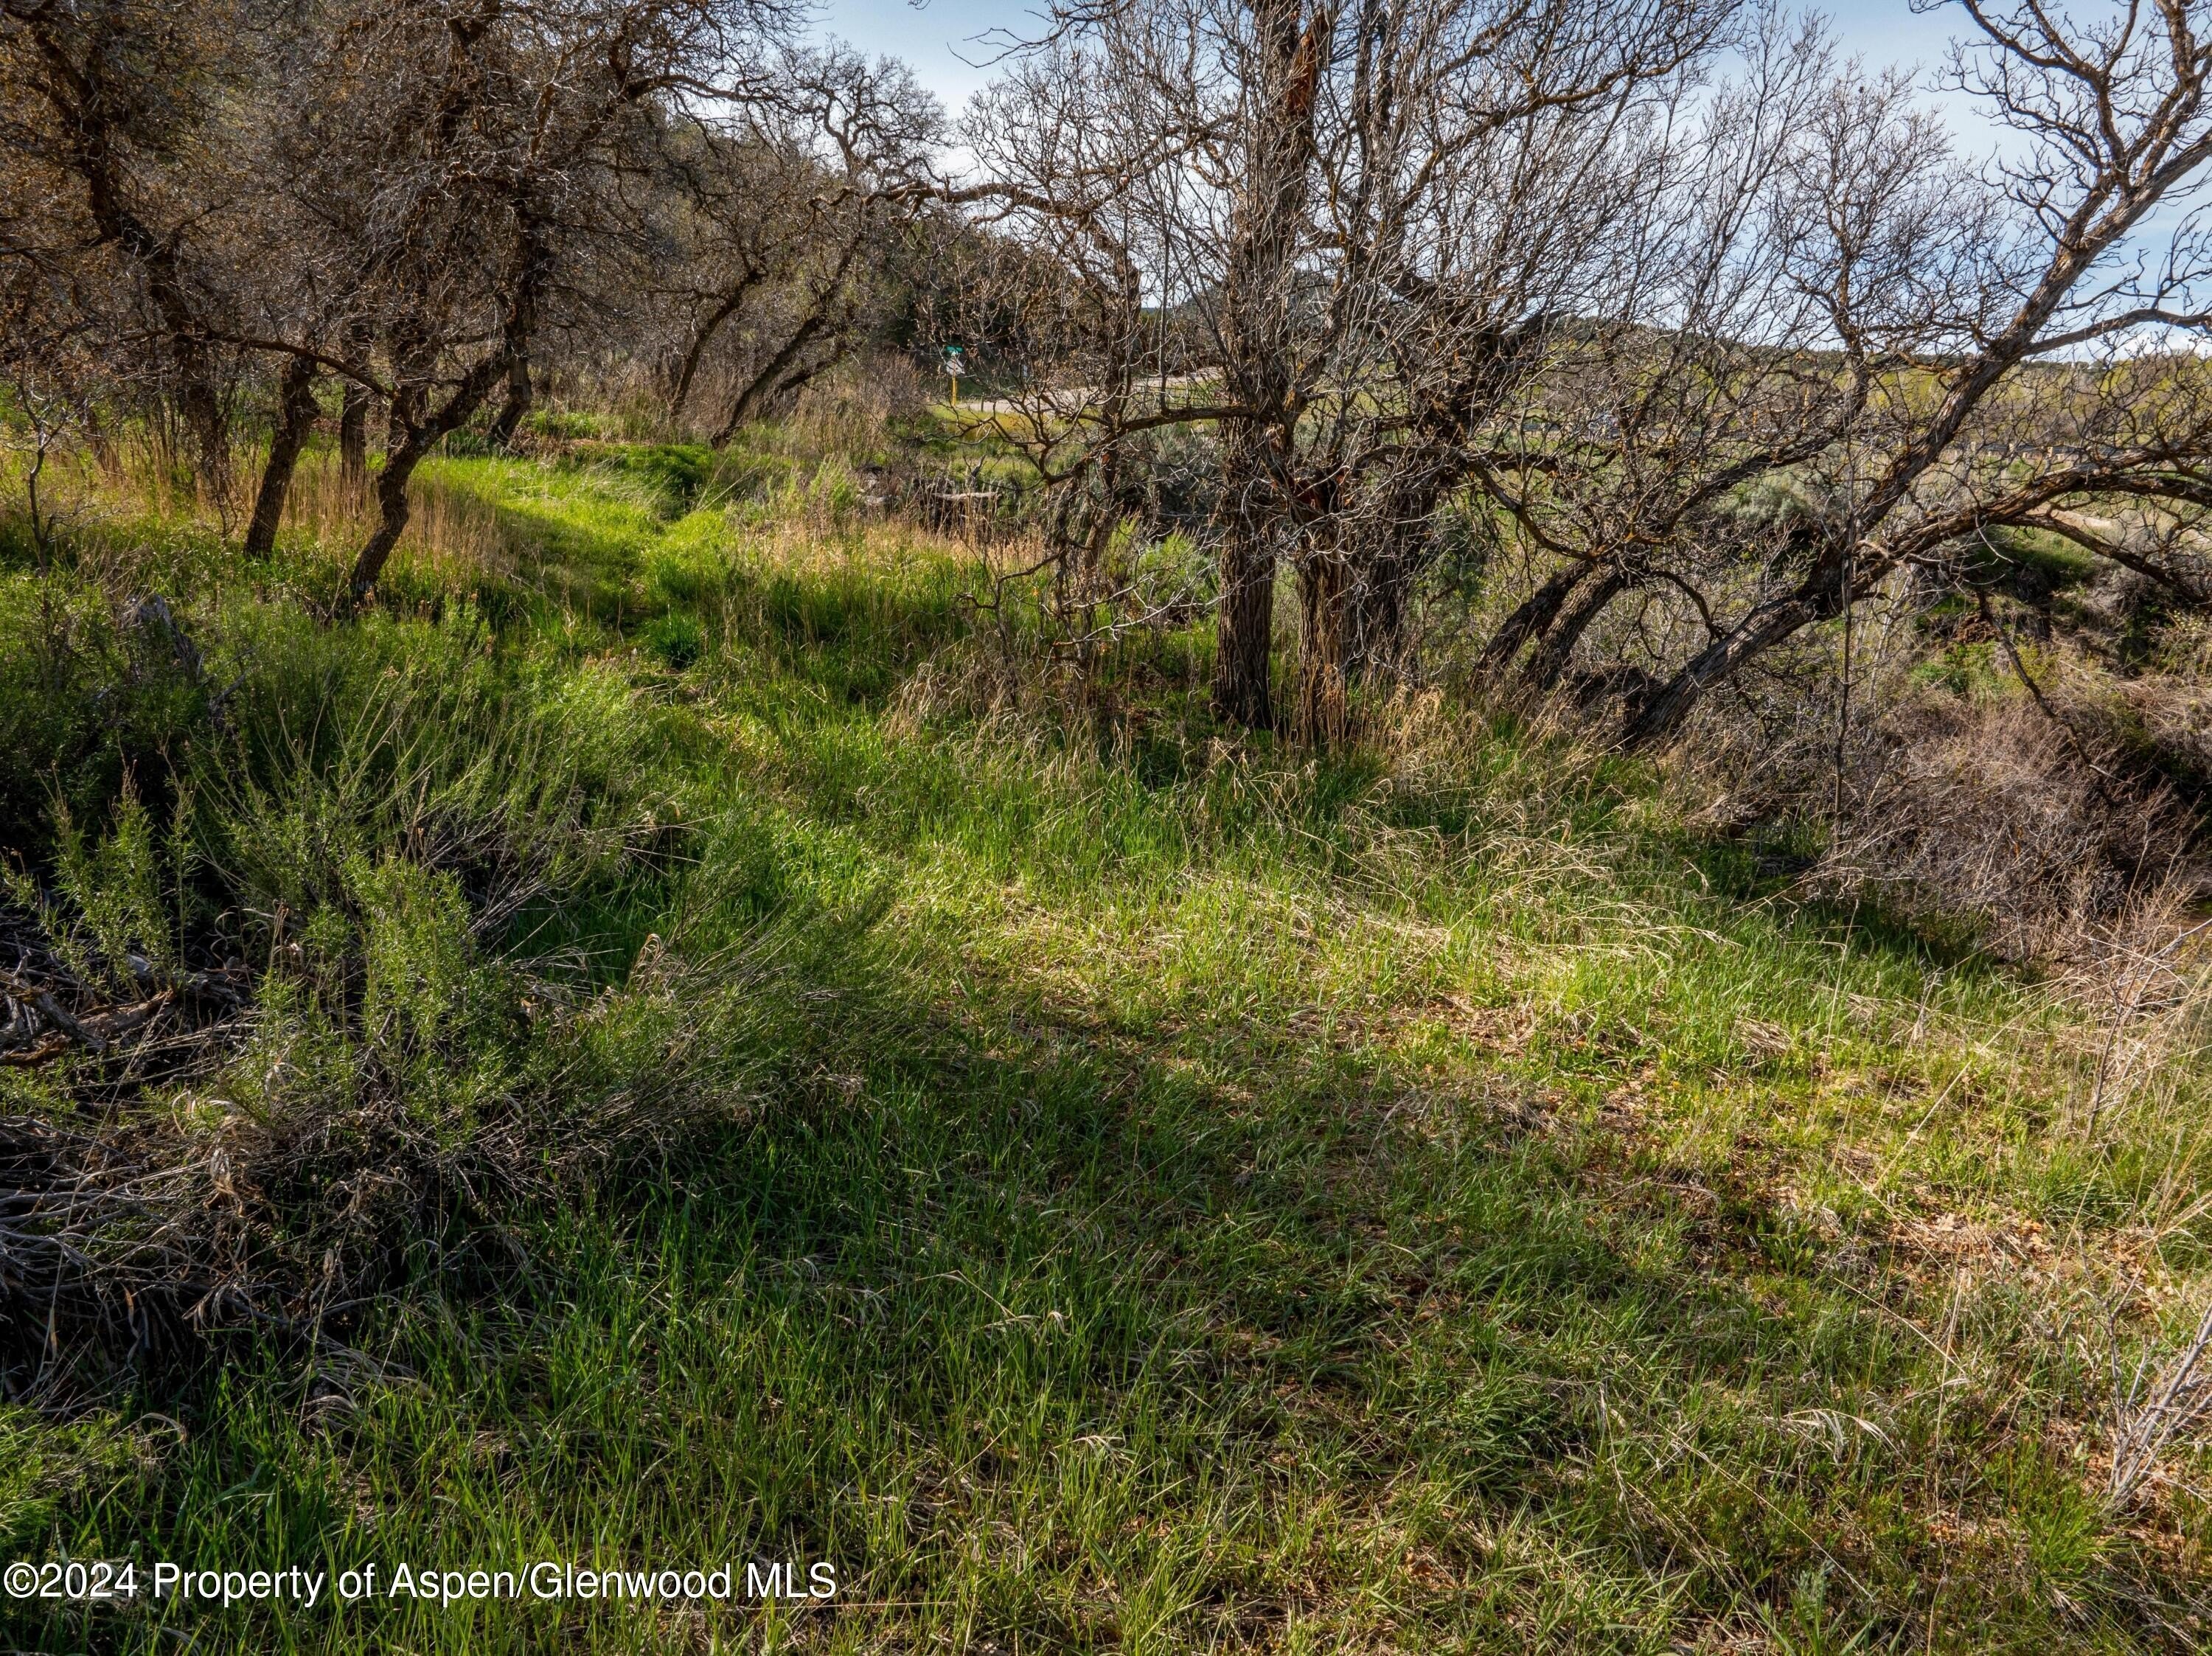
[0,424,2205,1652]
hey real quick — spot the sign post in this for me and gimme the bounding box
[942,345,967,410]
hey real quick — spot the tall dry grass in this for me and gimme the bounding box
[2,436,518,591]
[1819,695,2200,961]
[277,450,516,587]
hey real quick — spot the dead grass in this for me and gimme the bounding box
[1804,692,2202,959]
[278,450,518,584]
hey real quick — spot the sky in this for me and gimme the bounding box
[811,2,1977,127]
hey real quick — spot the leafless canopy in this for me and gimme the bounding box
[11,0,2212,754]
[933,0,2212,745]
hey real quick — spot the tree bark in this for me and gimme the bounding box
[1296,551,1351,745]
[1520,566,1630,693]
[1340,322,1557,684]
[243,355,319,559]
[343,352,512,608]
[1475,563,1590,681]
[487,354,532,448]
[669,275,762,423]
[347,434,423,608]
[1617,567,1841,750]
[1349,541,1413,682]
[345,212,550,608]
[714,309,832,443]
[1210,0,1324,728]
[1214,462,1281,728]
[712,237,866,445]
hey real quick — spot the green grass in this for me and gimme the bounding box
[2,436,2208,1653]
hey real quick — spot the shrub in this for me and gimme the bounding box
[0,588,778,1375]
[1820,693,2202,960]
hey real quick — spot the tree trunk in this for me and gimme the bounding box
[343,353,514,608]
[338,382,369,487]
[1520,566,1629,693]
[1475,563,1591,680]
[669,277,760,423]
[713,262,867,445]
[712,234,867,444]
[1618,570,1841,751]
[1210,0,1324,728]
[337,321,375,488]
[345,436,424,607]
[1296,552,1351,745]
[243,355,319,559]
[1213,459,1281,728]
[1344,319,1559,686]
[1349,542,1413,682]
[714,312,832,444]
[487,355,532,448]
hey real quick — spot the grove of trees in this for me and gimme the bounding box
[9,0,2212,748]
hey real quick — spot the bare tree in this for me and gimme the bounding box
[1604,0,2212,749]
[669,47,939,442]
[259,0,787,608]
[1273,0,1734,737]
[953,0,1744,736]
[0,0,247,495]
[0,279,95,564]
[2,0,801,576]
[1469,23,1985,701]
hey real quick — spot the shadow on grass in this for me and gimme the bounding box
[41,876,2182,1655]
[1677,824,2019,981]
[10,497,2188,1651]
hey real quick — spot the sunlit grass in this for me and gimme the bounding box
[3,436,2208,1654]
